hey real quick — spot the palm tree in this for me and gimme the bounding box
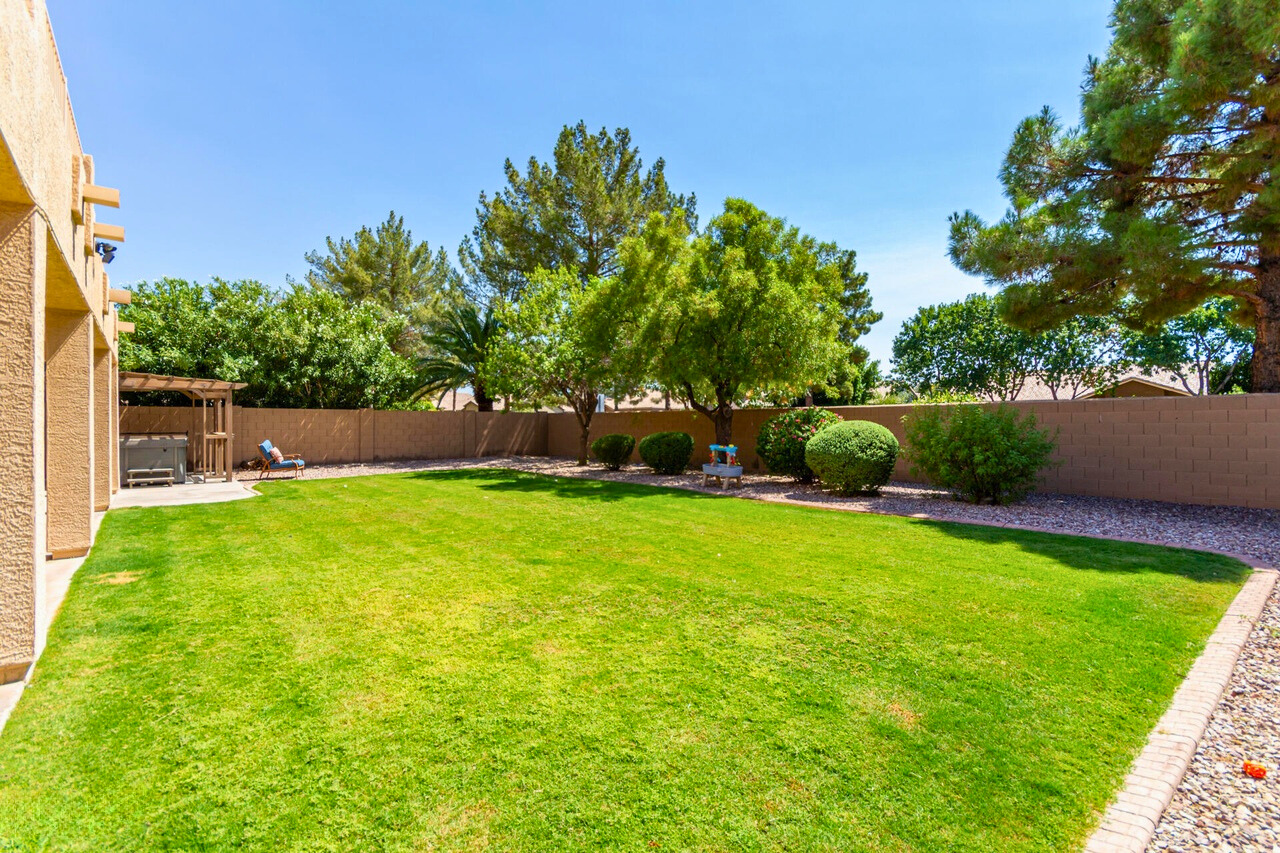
[415,302,499,411]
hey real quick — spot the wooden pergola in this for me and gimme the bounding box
[119,371,246,483]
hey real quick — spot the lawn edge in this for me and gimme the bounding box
[459,465,1276,852]
[1079,565,1277,853]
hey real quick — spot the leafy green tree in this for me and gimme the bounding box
[949,1,1280,391]
[1037,314,1130,400]
[1122,297,1256,394]
[120,278,418,409]
[629,198,845,445]
[254,288,419,408]
[799,349,882,406]
[304,211,460,355]
[461,122,695,302]
[891,294,1038,401]
[891,295,1130,400]
[490,268,651,463]
[118,277,267,388]
[413,302,501,411]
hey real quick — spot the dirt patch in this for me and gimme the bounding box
[886,702,921,728]
[94,571,140,585]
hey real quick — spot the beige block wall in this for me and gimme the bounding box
[546,396,1280,510]
[119,408,549,469]
[124,396,1280,508]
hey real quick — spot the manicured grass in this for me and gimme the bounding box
[0,471,1246,851]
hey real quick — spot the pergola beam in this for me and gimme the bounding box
[118,371,245,483]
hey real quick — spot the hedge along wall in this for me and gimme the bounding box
[545,395,1280,510]
[119,406,548,467]
[122,394,1280,509]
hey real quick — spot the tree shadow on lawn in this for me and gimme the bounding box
[406,467,723,504]
[406,468,1248,585]
[915,516,1249,585]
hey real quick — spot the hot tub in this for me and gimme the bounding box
[120,433,188,487]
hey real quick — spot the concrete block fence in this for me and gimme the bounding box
[122,394,1280,509]
[120,406,547,469]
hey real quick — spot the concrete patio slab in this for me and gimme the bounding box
[110,481,258,509]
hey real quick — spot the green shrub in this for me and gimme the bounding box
[804,421,899,495]
[638,431,694,474]
[590,433,636,470]
[757,407,844,482]
[903,404,1058,504]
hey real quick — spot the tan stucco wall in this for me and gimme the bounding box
[93,347,112,510]
[0,0,123,680]
[0,204,45,681]
[44,309,93,558]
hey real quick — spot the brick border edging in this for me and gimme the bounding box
[1082,565,1277,853]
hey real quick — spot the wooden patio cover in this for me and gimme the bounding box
[118,371,247,483]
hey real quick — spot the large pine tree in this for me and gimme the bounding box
[949,0,1280,391]
[304,211,460,356]
[460,122,695,303]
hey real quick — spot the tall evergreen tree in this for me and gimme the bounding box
[949,1,1280,391]
[461,122,696,302]
[304,211,460,355]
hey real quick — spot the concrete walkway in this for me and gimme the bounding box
[0,511,105,733]
[110,481,258,509]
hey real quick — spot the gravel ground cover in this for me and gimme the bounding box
[242,455,1280,849]
[1147,592,1280,853]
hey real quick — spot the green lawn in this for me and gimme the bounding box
[0,471,1246,852]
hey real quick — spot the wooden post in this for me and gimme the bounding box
[226,389,234,481]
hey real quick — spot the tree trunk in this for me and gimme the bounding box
[575,410,593,465]
[713,408,733,446]
[474,382,494,412]
[1253,251,1280,393]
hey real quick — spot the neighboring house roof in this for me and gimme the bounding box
[1016,368,1191,401]
[434,390,478,411]
[1080,376,1193,399]
[599,390,688,412]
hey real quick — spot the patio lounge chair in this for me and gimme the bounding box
[256,439,305,479]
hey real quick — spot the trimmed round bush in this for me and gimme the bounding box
[638,431,694,474]
[756,407,843,482]
[804,420,899,495]
[590,433,636,471]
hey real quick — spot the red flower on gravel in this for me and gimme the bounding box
[1243,761,1267,779]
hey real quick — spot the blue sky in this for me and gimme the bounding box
[51,1,1114,365]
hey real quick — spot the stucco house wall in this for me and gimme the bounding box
[0,0,127,682]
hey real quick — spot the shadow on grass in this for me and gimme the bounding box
[919,517,1250,584]
[406,468,1249,584]
[406,467,721,504]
